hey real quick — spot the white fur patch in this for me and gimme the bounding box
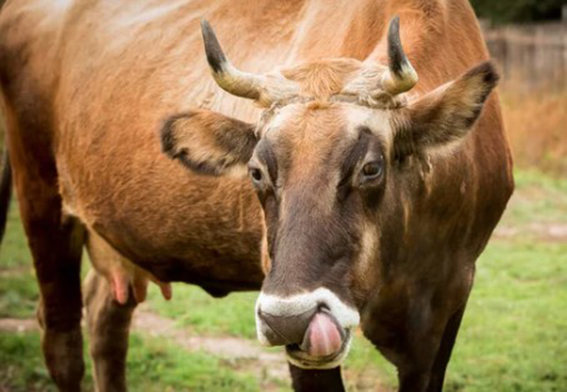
[224,163,250,179]
[255,287,360,347]
[343,104,395,154]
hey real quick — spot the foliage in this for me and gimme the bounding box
[470,0,564,25]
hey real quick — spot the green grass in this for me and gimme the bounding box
[0,201,37,318]
[1,169,567,391]
[446,240,567,392]
[0,331,260,392]
[0,332,53,392]
[502,169,567,226]
[148,285,258,339]
[126,334,259,392]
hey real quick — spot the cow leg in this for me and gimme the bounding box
[396,304,467,392]
[288,363,345,392]
[363,306,442,392]
[393,323,449,392]
[84,232,140,392]
[2,79,86,390]
[426,305,467,392]
[392,303,469,392]
[84,269,137,392]
[20,194,85,391]
[397,368,431,392]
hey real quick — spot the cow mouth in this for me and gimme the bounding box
[285,329,352,369]
[284,309,352,369]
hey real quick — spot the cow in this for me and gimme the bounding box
[0,0,514,391]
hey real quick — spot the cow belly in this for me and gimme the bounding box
[87,215,265,294]
[90,212,265,294]
[57,162,265,293]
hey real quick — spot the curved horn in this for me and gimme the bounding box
[201,19,264,100]
[382,16,418,95]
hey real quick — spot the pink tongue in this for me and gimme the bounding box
[305,313,343,358]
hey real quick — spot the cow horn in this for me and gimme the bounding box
[382,16,418,95]
[200,19,265,100]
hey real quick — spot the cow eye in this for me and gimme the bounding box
[362,161,383,180]
[249,167,263,183]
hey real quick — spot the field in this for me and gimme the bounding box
[1,77,567,391]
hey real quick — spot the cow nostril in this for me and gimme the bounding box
[256,306,319,347]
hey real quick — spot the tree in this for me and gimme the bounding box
[469,0,564,25]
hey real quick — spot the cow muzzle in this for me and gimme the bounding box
[255,288,360,369]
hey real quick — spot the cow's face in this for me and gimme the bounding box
[161,18,498,369]
[249,102,391,368]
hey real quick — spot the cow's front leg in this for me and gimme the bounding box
[288,363,345,392]
[397,368,432,392]
[364,319,442,392]
[363,290,470,392]
[84,269,137,392]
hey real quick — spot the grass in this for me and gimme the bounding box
[1,169,566,391]
[0,331,53,392]
[0,331,260,392]
[125,334,259,392]
[0,202,37,318]
[147,285,258,339]
[503,169,567,226]
[446,240,567,392]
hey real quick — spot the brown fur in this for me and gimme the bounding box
[282,59,362,98]
[0,0,513,391]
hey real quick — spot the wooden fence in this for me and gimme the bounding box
[482,22,567,92]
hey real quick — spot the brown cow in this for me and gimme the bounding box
[0,1,513,391]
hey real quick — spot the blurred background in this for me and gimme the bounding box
[0,1,566,391]
[473,0,566,175]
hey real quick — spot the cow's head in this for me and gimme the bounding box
[161,17,498,369]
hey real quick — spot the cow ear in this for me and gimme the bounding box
[393,61,499,160]
[160,109,258,176]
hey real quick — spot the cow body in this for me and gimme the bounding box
[0,1,513,391]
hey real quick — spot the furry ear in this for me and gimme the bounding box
[393,61,499,160]
[161,109,258,176]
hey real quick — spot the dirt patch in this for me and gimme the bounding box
[494,223,567,242]
[132,308,391,391]
[0,309,390,391]
[132,306,290,382]
[0,318,37,333]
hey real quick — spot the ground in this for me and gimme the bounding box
[0,168,566,391]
